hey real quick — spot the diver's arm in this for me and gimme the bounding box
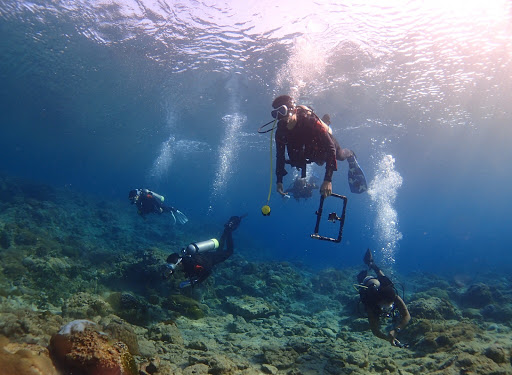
[192,266,212,285]
[367,310,389,341]
[387,296,410,346]
[317,121,337,181]
[315,121,337,197]
[393,296,411,330]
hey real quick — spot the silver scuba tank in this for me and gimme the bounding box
[185,239,219,254]
[144,189,164,202]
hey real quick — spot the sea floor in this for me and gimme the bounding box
[0,175,511,375]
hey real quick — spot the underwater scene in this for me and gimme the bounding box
[1,1,512,374]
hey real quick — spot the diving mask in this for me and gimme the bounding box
[271,105,289,120]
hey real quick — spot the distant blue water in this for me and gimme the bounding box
[1,1,511,275]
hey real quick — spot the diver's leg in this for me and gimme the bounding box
[331,134,354,161]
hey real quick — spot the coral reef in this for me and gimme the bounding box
[0,336,58,375]
[62,292,113,319]
[163,294,206,320]
[49,319,138,375]
[1,176,512,375]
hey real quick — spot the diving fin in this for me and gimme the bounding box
[174,209,188,225]
[363,248,373,266]
[357,270,368,284]
[179,280,192,289]
[169,211,177,225]
[347,155,368,194]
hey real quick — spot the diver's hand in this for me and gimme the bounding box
[225,216,241,231]
[388,330,399,346]
[320,181,332,197]
[276,183,287,196]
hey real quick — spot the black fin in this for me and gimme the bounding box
[357,270,368,284]
[363,248,373,266]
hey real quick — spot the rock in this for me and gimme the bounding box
[481,304,512,323]
[347,317,370,332]
[261,363,279,374]
[461,283,494,308]
[163,294,206,320]
[106,292,152,325]
[372,357,397,373]
[139,356,161,375]
[147,322,184,346]
[0,336,58,375]
[262,347,298,369]
[183,363,209,375]
[187,340,208,351]
[484,345,507,364]
[103,319,140,355]
[226,315,248,333]
[223,296,276,320]
[188,353,238,374]
[62,292,112,319]
[408,297,460,320]
[346,351,369,368]
[49,320,137,375]
[416,321,479,352]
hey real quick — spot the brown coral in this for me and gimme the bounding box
[49,322,137,375]
[0,335,58,375]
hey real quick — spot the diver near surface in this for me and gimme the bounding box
[165,214,245,288]
[271,95,367,198]
[128,188,188,224]
[356,249,411,346]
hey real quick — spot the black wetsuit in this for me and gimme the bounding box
[135,192,175,216]
[177,215,242,286]
[357,264,411,343]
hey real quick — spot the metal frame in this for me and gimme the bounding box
[310,193,348,243]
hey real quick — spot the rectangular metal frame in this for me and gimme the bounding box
[310,193,348,243]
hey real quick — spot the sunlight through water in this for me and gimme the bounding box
[367,154,403,266]
[208,75,246,213]
[147,106,177,188]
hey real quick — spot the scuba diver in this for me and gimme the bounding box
[270,95,367,198]
[285,175,319,201]
[165,214,246,288]
[128,188,188,224]
[356,249,411,347]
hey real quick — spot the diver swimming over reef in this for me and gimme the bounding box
[356,249,411,347]
[128,188,188,224]
[164,214,246,288]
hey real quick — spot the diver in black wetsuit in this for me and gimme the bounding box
[165,214,245,288]
[128,188,188,224]
[356,249,411,346]
[285,175,319,201]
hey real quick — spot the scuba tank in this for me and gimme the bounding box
[185,239,219,255]
[143,189,165,202]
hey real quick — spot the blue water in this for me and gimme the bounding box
[1,0,511,275]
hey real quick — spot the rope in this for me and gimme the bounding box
[266,119,277,205]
